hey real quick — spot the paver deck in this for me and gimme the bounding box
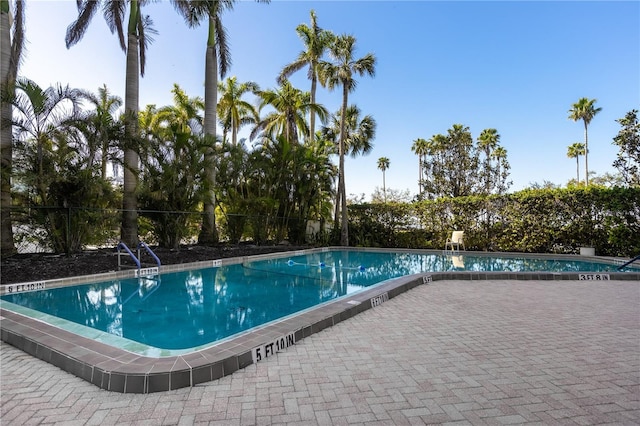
[2,279,639,425]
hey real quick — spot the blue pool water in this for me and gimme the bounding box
[2,250,636,350]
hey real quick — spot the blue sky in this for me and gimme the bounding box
[18,1,640,200]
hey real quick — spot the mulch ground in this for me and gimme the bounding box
[1,244,311,285]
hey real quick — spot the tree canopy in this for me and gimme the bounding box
[612,109,640,187]
[419,124,511,199]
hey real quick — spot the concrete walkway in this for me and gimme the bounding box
[2,279,639,425]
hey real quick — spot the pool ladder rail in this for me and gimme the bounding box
[117,241,162,272]
[617,253,640,271]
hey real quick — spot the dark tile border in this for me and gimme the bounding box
[1,248,638,393]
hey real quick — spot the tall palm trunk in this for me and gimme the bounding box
[333,178,341,227]
[231,120,237,146]
[583,122,589,186]
[338,85,349,246]
[382,170,386,202]
[199,15,218,244]
[576,155,580,182]
[288,112,298,145]
[0,3,16,255]
[101,147,109,180]
[309,73,317,143]
[121,3,140,247]
[417,153,422,195]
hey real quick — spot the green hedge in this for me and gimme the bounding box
[348,186,640,257]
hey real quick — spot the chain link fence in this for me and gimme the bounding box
[6,206,332,254]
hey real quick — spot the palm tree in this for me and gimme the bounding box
[155,83,204,137]
[322,105,376,156]
[11,78,85,193]
[252,80,328,145]
[377,157,390,203]
[477,128,500,195]
[341,105,376,159]
[318,35,376,246]
[568,98,602,186]
[171,0,268,244]
[1,0,24,255]
[491,145,511,194]
[411,137,428,196]
[567,142,586,184]
[11,79,86,251]
[217,76,259,146]
[139,103,159,128]
[278,9,334,143]
[138,85,204,183]
[137,93,210,249]
[66,0,157,248]
[80,84,123,180]
[303,137,337,222]
[321,104,375,224]
[421,125,480,198]
[478,128,499,157]
[247,133,335,244]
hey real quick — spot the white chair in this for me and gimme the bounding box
[445,231,465,252]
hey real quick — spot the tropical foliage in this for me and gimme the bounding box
[1,3,638,260]
[350,187,640,257]
[567,142,586,184]
[137,85,207,248]
[612,109,640,187]
[322,104,376,158]
[417,124,511,199]
[171,0,268,244]
[477,128,511,195]
[1,0,25,255]
[318,36,376,245]
[252,80,327,145]
[377,156,389,202]
[66,0,158,247]
[3,6,380,255]
[10,79,119,253]
[278,9,334,143]
[212,134,336,245]
[320,103,376,225]
[217,76,259,146]
[568,97,602,186]
[411,137,428,196]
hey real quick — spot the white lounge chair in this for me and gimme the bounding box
[445,231,465,252]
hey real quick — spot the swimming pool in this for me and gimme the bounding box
[3,249,635,351]
[1,248,638,393]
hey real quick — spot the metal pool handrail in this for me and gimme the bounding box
[117,242,141,269]
[116,241,162,270]
[617,254,640,271]
[137,242,161,268]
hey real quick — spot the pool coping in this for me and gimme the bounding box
[2,247,638,393]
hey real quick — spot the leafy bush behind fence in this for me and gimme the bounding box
[7,187,639,257]
[8,207,313,253]
[349,187,640,257]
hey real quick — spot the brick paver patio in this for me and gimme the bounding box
[2,279,639,425]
